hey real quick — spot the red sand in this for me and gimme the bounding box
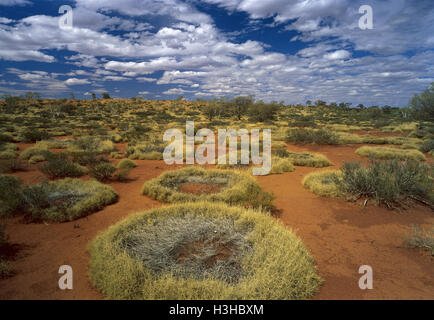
[0,143,433,300]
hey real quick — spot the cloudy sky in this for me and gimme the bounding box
[0,0,433,106]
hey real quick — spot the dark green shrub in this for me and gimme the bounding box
[0,175,23,217]
[419,140,434,153]
[287,128,339,145]
[90,163,117,182]
[272,148,290,158]
[39,154,87,179]
[21,128,50,142]
[0,158,25,173]
[0,133,14,143]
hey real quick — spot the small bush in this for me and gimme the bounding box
[39,154,88,179]
[335,160,433,209]
[287,128,339,145]
[0,260,13,278]
[356,146,426,161]
[0,142,19,160]
[419,140,434,153]
[20,146,53,161]
[89,163,117,182]
[0,158,25,173]
[0,133,14,143]
[404,225,434,256]
[21,178,118,222]
[0,175,23,217]
[117,159,137,169]
[21,128,50,142]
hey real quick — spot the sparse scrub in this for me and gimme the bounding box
[89,202,322,299]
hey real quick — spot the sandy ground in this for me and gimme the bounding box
[0,143,433,300]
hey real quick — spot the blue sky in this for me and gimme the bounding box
[0,0,433,107]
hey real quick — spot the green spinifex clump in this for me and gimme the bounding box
[141,166,274,211]
[89,202,322,299]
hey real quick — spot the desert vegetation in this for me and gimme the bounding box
[89,202,322,299]
[0,85,432,300]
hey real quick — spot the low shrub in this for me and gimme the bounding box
[19,146,53,162]
[89,201,322,299]
[0,175,23,217]
[0,133,14,143]
[89,163,117,182]
[419,139,434,153]
[142,167,274,211]
[335,160,433,209]
[0,142,19,160]
[355,146,426,161]
[286,128,339,145]
[404,225,434,256]
[21,178,118,222]
[0,221,12,278]
[0,158,25,173]
[39,154,88,179]
[117,159,137,169]
[21,128,50,142]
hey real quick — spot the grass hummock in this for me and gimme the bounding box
[89,201,322,299]
[141,166,274,211]
[355,146,426,161]
[21,178,118,222]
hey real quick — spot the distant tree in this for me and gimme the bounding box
[338,102,352,109]
[69,92,75,100]
[231,96,253,120]
[91,93,97,100]
[25,91,40,100]
[248,101,280,122]
[202,101,220,121]
[329,102,338,107]
[306,100,312,106]
[356,104,365,109]
[315,100,326,107]
[382,105,392,114]
[102,92,111,99]
[409,82,434,121]
[1,94,22,113]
